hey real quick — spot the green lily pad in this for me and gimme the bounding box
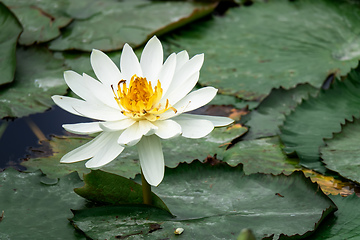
[0,168,86,239]
[320,118,360,185]
[49,0,216,51]
[2,0,72,45]
[0,3,22,86]
[22,126,246,179]
[164,0,360,101]
[70,161,336,240]
[308,194,360,240]
[240,84,318,140]
[279,67,360,172]
[221,136,301,175]
[74,170,170,212]
[0,47,67,119]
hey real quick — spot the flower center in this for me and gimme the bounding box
[112,74,176,121]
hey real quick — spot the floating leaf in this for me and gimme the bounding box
[0,47,67,118]
[309,194,360,240]
[74,170,170,212]
[71,161,336,240]
[280,67,360,172]
[240,84,318,140]
[49,0,216,51]
[22,126,246,179]
[0,168,86,239]
[2,0,72,45]
[221,136,300,175]
[164,0,360,101]
[0,3,22,86]
[321,118,360,185]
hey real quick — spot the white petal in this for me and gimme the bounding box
[174,118,214,139]
[85,133,125,168]
[137,135,164,186]
[52,95,85,116]
[117,120,157,147]
[164,71,199,106]
[175,50,189,72]
[82,73,120,110]
[91,49,122,86]
[100,118,136,131]
[60,132,112,163]
[64,71,94,102]
[160,87,218,120]
[63,122,103,134]
[153,119,182,139]
[120,43,142,80]
[173,114,234,127]
[140,36,163,84]
[164,53,204,103]
[72,102,126,121]
[158,53,176,95]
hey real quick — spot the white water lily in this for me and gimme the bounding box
[52,36,233,186]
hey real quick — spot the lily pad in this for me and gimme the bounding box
[2,0,72,45]
[279,67,360,172]
[0,47,67,119]
[74,170,170,212]
[0,168,86,240]
[49,0,216,51]
[22,126,247,179]
[70,161,336,240]
[320,118,360,185]
[308,194,360,240]
[0,3,22,86]
[164,0,360,101]
[221,136,301,175]
[240,84,318,140]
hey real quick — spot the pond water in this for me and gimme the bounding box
[0,106,91,170]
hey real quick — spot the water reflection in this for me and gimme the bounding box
[0,106,91,170]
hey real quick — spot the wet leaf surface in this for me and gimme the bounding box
[0,3,22,85]
[49,0,216,51]
[164,0,360,101]
[321,117,360,185]
[280,67,360,173]
[2,0,72,45]
[0,47,67,119]
[0,168,86,240]
[71,161,336,240]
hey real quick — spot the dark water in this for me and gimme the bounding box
[0,106,91,170]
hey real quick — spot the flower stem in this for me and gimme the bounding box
[141,169,152,205]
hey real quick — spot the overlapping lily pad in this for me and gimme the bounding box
[221,136,300,175]
[71,161,336,240]
[321,118,360,185]
[0,47,67,119]
[308,194,360,240]
[49,0,216,51]
[280,67,360,172]
[22,126,246,179]
[240,84,318,140]
[2,0,72,45]
[164,0,360,101]
[0,3,22,86]
[0,168,86,239]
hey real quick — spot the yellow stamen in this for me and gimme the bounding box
[113,75,176,121]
